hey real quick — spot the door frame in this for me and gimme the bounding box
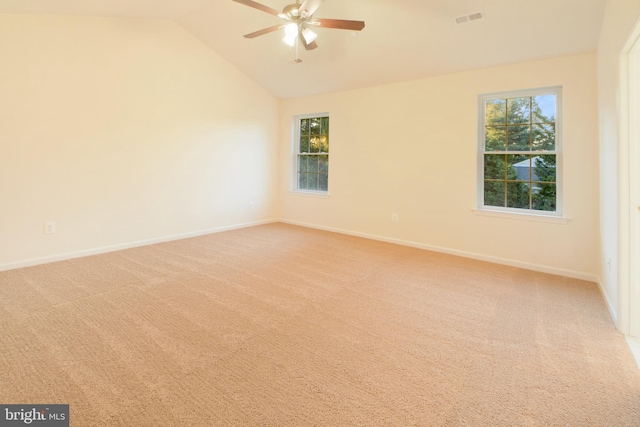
[619,21,640,337]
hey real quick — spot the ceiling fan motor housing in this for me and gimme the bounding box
[283,4,301,18]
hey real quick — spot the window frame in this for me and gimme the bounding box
[291,112,330,195]
[476,86,563,217]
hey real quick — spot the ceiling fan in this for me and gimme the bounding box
[232,0,365,52]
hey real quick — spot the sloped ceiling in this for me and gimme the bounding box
[0,0,607,98]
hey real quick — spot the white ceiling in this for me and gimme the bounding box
[0,0,607,98]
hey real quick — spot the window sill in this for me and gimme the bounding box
[472,208,570,224]
[289,190,331,199]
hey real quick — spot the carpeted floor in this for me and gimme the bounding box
[0,223,638,426]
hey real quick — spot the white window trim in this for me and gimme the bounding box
[291,112,330,195]
[471,208,569,224]
[476,86,565,219]
[287,190,331,198]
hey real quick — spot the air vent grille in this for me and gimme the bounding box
[455,11,485,25]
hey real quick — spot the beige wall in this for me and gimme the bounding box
[0,14,607,287]
[279,53,599,280]
[0,15,279,269]
[597,0,640,326]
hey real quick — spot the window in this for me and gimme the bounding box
[478,87,562,215]
[294,114,329,193]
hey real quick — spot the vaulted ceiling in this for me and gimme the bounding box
[0,0,607,98]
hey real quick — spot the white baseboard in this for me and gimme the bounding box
[0,219,279,272]
[596,277,619,328]
[2,218,601,286]
[280,219,600,283]
[625,336,640,369]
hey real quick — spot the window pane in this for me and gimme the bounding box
[532,123,555,151]
[485,126,506,151]
[507,182,531,209]
[310,118,321,134]
[484,181,505,207]
[533,95,556,123]
[533,155,556,183]
[300,135,310,153]
[507,124,531,151]
[321,117,329,135]
[507,97,531,124]
[298,155,308,172]
[300,119,310,135]
[486,100,506,125]
[509,155,531,182]
[532,183,556,211]
[298,172,307,190]
[484,154,506,180]
[308,156,319,173]
[318,135,329,153]
[307,173,318,191]
[318,173,328,191]
[319,155,329,173]
[508,154,531,180]
[310,136,320,153]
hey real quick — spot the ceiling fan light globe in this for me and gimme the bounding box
[284,22,299,37]
[283,35,297,46]
[301,28,317,44]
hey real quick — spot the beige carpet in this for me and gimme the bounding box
[1,223,638,426]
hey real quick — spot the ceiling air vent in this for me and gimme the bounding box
[455,11,485,25]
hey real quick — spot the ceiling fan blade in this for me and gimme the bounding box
[232,0,280,16]
[314,18,365,31]
[299,33,318,50]
[244,25,283,38]
[300,0,324,16]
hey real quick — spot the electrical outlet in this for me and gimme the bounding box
[44,221,56,234]
[391,213,399,223]
[250,201,255,209]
